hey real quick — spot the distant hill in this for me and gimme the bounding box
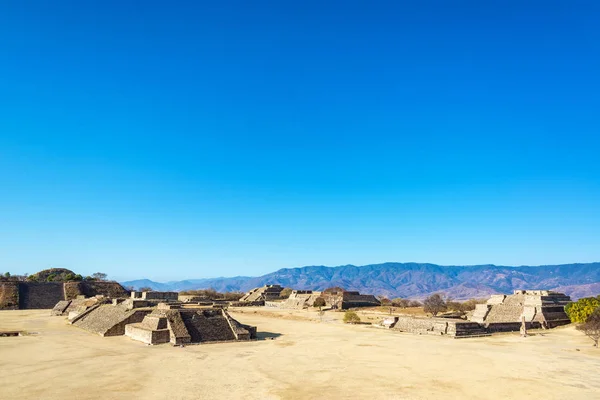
[121,262,600,300]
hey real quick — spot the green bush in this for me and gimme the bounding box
[343,310,361,324]
[566,296,600,323]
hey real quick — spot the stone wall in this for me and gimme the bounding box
[1,281,128,310]
[131,291,178,301]
[80,282,128,298]
[391,316,488,337]
[229,300,264,307]
[0,282,20,310]
[18,282,64,309]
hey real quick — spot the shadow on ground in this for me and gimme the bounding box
[256,331,283,340]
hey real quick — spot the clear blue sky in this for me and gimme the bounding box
[1,1,599,281]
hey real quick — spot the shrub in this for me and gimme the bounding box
[391,298,410,308]
[343,310,361,324]
[378,297,392,306]
[566,296,600,323]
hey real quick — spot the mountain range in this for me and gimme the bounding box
[121,262,600,300]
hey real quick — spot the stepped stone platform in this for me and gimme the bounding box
[321,289,381,310]
[125,304,257,345]
[271,290,322,309]
[239,285,283,303]
[71,303,152,336]
[470,290,572,332]
[384,316,490,338]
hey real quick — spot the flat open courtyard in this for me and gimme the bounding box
[1,308,599,400]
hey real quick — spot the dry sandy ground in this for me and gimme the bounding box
[1,308,599,400]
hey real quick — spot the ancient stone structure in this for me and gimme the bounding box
[0,282,20,310]
[71,301,153,336]
[239,285,284,303]
[0,281,128,310]
[470,290,572,332]
[178,295,211,303]
[385,316,489,338]
[277,290,322,309]
[51,296,107,318]
[125,304,256,345]
[131,291,178,301]
[321,289,381,310]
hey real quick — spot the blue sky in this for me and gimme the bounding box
[1,1,599,281]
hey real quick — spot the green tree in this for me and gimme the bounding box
[423,293,448,316]
[565,296,600,323]
[4,272,10,278]
[313,297,326,310]
[343,310,361,324]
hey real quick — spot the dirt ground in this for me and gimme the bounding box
[1,308,599,400]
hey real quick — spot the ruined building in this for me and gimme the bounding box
[275,290,322,309]
[239,285,284,302]
[125,303,256,345]
[0,281,128,310]
[321,289,381,309]
[383,316,489,338]
[70,298,153,336]
[470,290,572,331]
[53,295,258,345]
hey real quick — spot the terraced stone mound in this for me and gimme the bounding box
[279,290,321,309]
[72,304,152,336]
[239,285,283,302]
[125,306,257,345]
[470,290,572,331]
[388,316,489,338]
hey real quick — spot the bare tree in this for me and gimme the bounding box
[91,272,108,281]
[423,293,448,316]
[578,308,600,347]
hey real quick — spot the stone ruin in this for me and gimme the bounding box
[238,285,283,304]
[125,303,256,345]
[51,291,258,345]
[0,281,128,310]
[381,316,489,338]
[69,298,154,336]
[378,289,572,338]
[470,290,572,332]
[271,290,322,309]
[131,290,179,301]
[51,295,108,320]
[321,289,381,310]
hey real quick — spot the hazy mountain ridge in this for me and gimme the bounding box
[122,262,600,300]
